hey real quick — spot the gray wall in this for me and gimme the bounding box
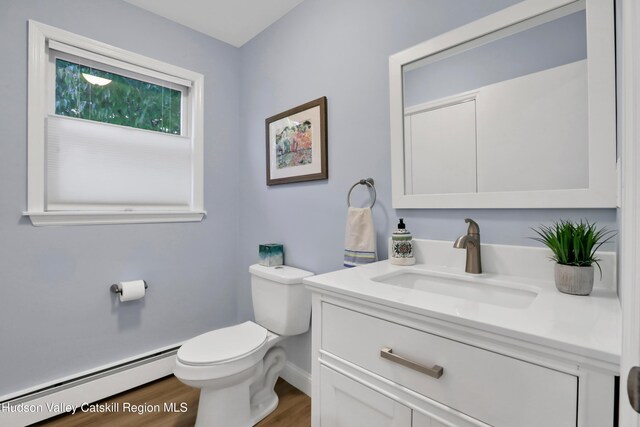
[237,0,617,373]
[0,0,240,396]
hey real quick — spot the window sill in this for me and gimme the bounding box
[23,210,206,226]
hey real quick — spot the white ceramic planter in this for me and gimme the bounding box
[554,264,594,296]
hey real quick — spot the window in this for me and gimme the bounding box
[26,21,205,226]
[55,58,183,134]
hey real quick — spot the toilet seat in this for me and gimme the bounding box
[177,321,268,366]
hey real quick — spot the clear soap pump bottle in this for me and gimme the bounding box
[390,218,415,265]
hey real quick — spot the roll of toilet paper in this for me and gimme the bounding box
[118,280,146,302]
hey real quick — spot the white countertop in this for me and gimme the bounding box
[304,260,621,367]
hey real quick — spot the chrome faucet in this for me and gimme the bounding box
[453,218,482,274]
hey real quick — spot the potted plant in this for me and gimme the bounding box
[531,220,615,295]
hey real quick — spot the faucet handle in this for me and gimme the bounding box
[464,218,480,235]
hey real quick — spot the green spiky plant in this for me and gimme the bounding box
[531,220,615,278]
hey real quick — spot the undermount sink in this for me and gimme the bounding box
[371,270,538,309]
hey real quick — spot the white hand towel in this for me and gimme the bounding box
[344,207,377,267]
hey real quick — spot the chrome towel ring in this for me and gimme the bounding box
[347,178,376,208]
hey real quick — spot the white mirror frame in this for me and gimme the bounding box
[389,0,616,209]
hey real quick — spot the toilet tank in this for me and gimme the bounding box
[249,264,314,336]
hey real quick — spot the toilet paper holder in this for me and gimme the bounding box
[110,281,148,295]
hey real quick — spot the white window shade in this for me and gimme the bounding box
[47,115,192,211]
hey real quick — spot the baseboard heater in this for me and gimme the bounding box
[0,346,180,427]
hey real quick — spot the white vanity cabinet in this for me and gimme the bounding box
[309,293,617,427]
[320,364,454,427]
[305,240,620,426]
[320,365,412,427]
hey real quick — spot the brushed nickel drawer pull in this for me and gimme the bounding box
[380,347,444,379]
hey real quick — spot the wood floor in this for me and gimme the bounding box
[34,376,310,427]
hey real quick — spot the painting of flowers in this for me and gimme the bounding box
[266,97,327,185]
[275,119,313,169]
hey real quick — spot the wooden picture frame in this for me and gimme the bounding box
[265,97,327,185]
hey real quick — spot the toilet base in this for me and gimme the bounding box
[249,393,279,426]
[193,365,257,427]
[249,347,286,424]
[188,346,287,427]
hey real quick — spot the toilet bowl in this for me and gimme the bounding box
[174,264,313,427]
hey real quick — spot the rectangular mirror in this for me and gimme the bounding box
[389,0,616,208]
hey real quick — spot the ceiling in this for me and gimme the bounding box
[123,0,305,47]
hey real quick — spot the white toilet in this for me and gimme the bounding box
[174,264,313,427]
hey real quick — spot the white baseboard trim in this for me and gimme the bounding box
[2,349,311,426]
[0,348,178,427]
[280,361,312,397]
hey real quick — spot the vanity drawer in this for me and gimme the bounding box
[321,303,577,427]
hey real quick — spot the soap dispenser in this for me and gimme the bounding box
[390,218,415,265]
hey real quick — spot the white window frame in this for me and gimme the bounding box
[25,20,205,226]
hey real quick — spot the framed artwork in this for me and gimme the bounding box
[265,96,327,185]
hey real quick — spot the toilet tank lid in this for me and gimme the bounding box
[249,264,314,284]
